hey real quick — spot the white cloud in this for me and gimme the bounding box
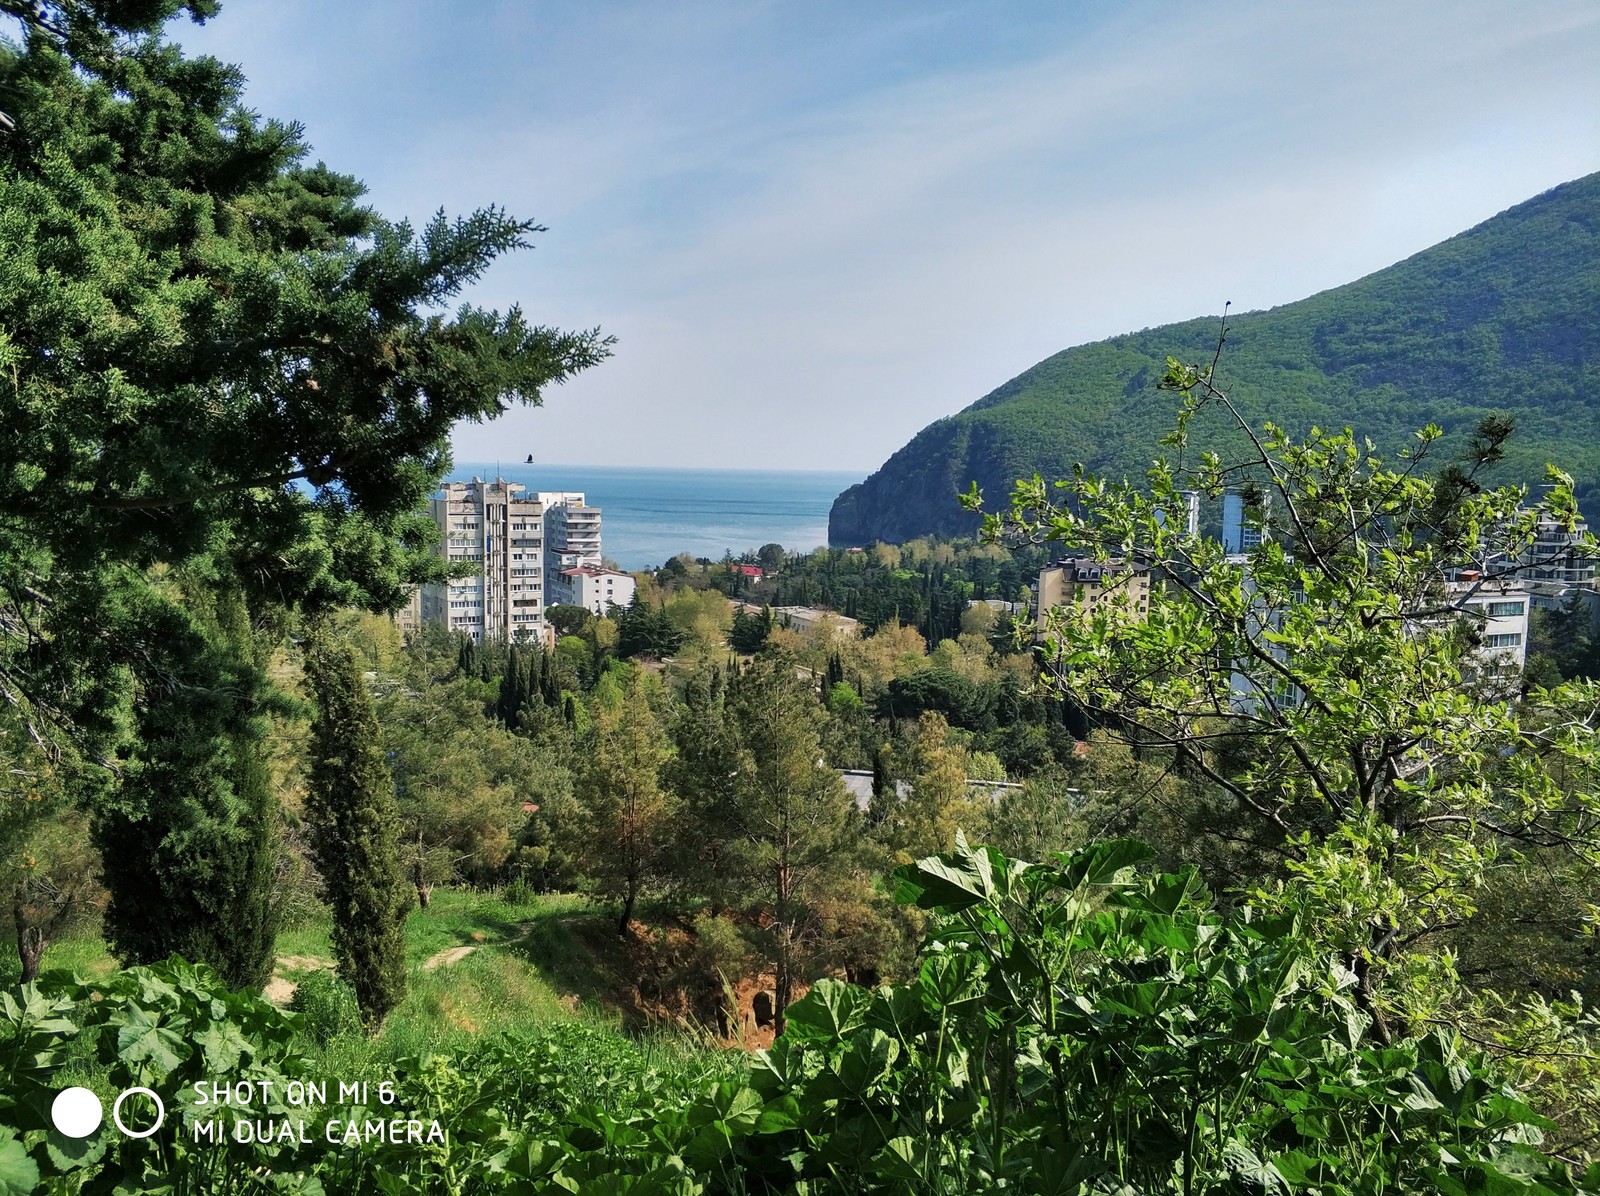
[182,0,1600,471]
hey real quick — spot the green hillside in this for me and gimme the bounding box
[829,172,1600,543]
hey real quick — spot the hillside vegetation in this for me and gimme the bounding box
[830,171,1600,543]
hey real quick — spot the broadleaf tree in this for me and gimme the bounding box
[967,333,1600,1141]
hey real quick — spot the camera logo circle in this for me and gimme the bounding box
[111,1087,165,1139]
[50,1087,103,1138]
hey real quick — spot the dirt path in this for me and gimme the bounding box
[263,955,335,1008]
[422,945,477,971]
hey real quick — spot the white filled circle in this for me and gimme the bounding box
[112,1087,165,1139]
[51,1087,103,1138]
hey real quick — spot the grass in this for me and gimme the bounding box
[507,892,621,1009]
[10,885,721,1080]
[269,886,628,1071]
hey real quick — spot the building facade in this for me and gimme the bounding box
[1035,558,1151,635]
[416,482,619,642]
[773,605,861,638]
[1447,573,1533,671]
[539,492,602,572]
[1516,511,1596,611]
[420,478,550,642]
[554,565,636,616]
[1220,489,1264,554]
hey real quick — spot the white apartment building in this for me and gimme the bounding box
[1220,558,1528,714]
[1516,511,1595,611]
[538,492,603,571]
[555,565,636,617]
[417,482,618,642]
[420,478,550,643]
[1446,573,1532,671]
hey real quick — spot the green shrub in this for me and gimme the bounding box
[500,877,539,908]
[288,970,362,1046]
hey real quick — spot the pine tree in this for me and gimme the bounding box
[664,668,745,915]
[302,622,410,1030]
[727,654,859,1034]
[578,672,673,936]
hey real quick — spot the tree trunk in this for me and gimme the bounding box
[413,835,431,908]
[14,895,45,985]
[774,935,791,1038]
[617,879,636,938]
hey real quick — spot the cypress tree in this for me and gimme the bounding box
[96,581,281,992]
[303,622,411,1030]
[497,648,526,725]
[540,650,561,707]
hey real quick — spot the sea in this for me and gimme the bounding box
[447,463,864,570]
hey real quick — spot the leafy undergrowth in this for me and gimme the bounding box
[7,887,644,1076]
[1,840,1592,1194]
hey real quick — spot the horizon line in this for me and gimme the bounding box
[448,461,869,477]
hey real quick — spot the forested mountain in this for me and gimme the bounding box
[830,171,1600,544]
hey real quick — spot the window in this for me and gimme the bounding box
[1485,601,1525,617]
[1486,633,1523,648]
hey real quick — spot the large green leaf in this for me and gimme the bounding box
[893,842,1002,912]
[1109,866,1210,917]
[0,1133,37,1196]
[116,1006,186,1075]
[782,979,870,1043]
[1051,838,1155,892]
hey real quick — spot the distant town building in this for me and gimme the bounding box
[1035,558,1151,635]
[1155,489,1201,537]
[773,606,860,638]
[1220,489,1264,554]
[420,478,547,642]
[417,480,614,643]
[394,586,423,639]
[538,492,603,573]
[553,565,636,617]
[1443,572,1533,671]
[837,771,1029,813]
[732,564,765,578]
[968,597,1023,616]
[1224,553,1302,715]
[1515,510,1596,611]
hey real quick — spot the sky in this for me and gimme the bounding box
[178,1,1600,476]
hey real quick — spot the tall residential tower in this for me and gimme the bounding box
[420,479,549,642]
